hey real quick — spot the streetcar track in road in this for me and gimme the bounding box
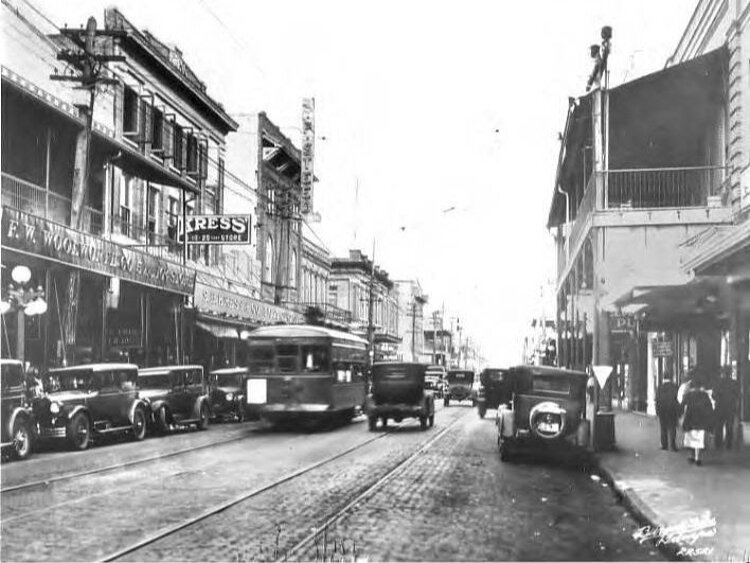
[97,408,466,563]
[280,409,469,561]
[0,429,257,495]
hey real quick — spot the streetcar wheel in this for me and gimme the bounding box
[12,418,33,460]
[478,405,487,419]
[429,414,435,428]
[197,403,209,430]
[420,416,427,430]
[368,416,377,432]
[67,412,90,450]
[132,407,147,441]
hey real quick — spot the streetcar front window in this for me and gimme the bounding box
[302,345,330,373]
[277,344,299,373]
[248,345,275,374]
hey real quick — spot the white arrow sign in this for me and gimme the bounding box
[592,365,613,389]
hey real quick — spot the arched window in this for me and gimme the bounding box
[290,249,297,288]
[265,235,273,282]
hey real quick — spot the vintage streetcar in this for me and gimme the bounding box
[365,362,435,431]
[138,365,211,432]
[1,359,36,461]
[444,368,476,407]
[209,367,248,422]
[243,325,368,425]
[34,363,149,450]
[496,365,590,462]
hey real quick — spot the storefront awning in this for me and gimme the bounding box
[613,278,725,324]
[196,316,245,339]
[682,221,750,277]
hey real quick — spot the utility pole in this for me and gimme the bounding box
[51,17,124,364]
[366,240,376,367]
[432,310,439,365]
[410,300,417,361]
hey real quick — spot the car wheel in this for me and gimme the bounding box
[12,418,33,461]
[236,406,246,423]
[478,405,487,419]
[197,403,210,430]
[420,416,427,430]
[444,397,450,407]
[429,414,435,427]
[67,412,91,450]
[368,416,377,432]
[132,407,147,441]
[381,417,388,429]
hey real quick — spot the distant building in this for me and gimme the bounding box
[394,280,427,361]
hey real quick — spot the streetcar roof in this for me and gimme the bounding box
[139,365,204,375]
[48,363,139,373]
[0,359,23,367]
[244,324,368,345]
[210,367,248,375]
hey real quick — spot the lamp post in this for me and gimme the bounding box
[1,265,48,364]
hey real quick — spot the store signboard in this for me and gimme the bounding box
[300,97,315,215]
[2,208,195,294]
[177,215,251,245]
[653,340,674,357]
[610,313,635,334]
[194,282,304,325]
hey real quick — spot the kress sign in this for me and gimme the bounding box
[177,215,251,245]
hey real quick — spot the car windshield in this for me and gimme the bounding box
[1,363,24,389]
[140,373,171,388]
[45,370,92,392]
[212,373,242,386]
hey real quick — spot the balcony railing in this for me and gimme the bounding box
[2,172,103,234]
[605,166,728,209]
[291,301,353,325]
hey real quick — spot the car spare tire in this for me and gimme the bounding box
[529,401,566,440]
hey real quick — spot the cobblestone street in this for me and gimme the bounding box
[2,405,662,562]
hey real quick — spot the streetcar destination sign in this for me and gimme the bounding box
[177,215,251,245]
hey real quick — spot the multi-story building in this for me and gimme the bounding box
[422,311,452,367]
[394,280,427,362]
[1,2,301,370]
[329,250,400,360]
[547,8,745,419]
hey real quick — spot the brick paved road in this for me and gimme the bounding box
[1,405,663,562]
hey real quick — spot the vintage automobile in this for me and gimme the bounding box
[1,359,35,461]
[444,369,475,407]
[34,363,149,450]
[424,364,446,399]
[365,362,435,431]
[138,365,211,432]
[209,367,247,422]
[476,367,512,418]
[495,365,590,462]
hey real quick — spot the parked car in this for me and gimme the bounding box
[366,362,435,431]
[1,359,35,460]
[496,365,590,462]
[444,369,475,407]
[424,364,446,399]
[476,367,512,418]
[208,367,247,422]
[34,363,148,450]
[138,365,211,432]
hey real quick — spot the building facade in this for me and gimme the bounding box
[394,280,427,362]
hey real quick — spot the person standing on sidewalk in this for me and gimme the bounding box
[682,375,714,466]
[656,374,680,451]
[713,366,739,449]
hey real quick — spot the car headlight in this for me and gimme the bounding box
[50,402,61,415]
[226,393,234,401]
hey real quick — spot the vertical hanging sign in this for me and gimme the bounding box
[300,97,315,215]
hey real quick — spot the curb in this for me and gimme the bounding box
[594,452,692,562]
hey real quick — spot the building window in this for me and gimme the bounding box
[123,86,139,138]
[151,108,164,152]
[173,125,184,170]
[186,134,198,175]
[167,196,180,252]
[265,235,273,282]
[119,175,133,236]
[146,186,160,244]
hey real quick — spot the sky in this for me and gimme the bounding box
[30,0,698,366]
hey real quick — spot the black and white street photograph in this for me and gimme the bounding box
[1,0,749,561]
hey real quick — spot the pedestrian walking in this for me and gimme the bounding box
[682,376,714,466]
[655,374,680,451]
[713,366,739,449]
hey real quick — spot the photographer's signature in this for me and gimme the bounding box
[633,514,716,557]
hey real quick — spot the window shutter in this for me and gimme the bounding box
[180,131,188,172]
[163,118,174,159]
[200,142,208,181]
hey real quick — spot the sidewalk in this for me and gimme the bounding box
[595,410,750,562]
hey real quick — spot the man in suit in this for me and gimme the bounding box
[713,367,740,449]
[656,374,681,451]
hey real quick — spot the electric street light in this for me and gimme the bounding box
[1,265,47,363]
